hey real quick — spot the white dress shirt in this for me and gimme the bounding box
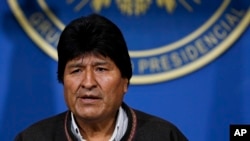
[71,107,128,141]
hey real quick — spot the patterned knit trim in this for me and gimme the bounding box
[64,111,72,141]
[64,108,137,141]
[127,108,137,141]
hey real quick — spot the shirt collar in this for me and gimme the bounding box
[71,112,83,141]
[70,107,128,141]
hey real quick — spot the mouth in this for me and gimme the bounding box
[78,95,102,104]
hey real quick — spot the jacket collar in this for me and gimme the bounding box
[64,102,137,141]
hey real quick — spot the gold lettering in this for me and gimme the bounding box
[131,61,135,72]
[231,8,245,17]
[195,39,208,54]
[213,25,227,39]
[133,8,246,75]
[29,12,61,46]
[170,52,182,67]
[138,59,149,73]
[180,50,189,63]
[225,13,240,27]
[203,32,218,47]
[220,20,231,32]
[37,20,52,35]
[149,57,161,72]
[29,12,44,26]
[185,45,199,60]
[160,55,171,70]
[45,29,60,45]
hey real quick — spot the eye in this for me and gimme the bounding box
[71,69,81,74]
[96,67,107,72]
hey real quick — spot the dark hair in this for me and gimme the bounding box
[57,14,132,84]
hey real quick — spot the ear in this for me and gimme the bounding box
[123,78,129,94]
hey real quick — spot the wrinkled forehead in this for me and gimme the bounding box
[67,52,113,65]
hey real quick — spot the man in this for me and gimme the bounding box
[15,14,188,141]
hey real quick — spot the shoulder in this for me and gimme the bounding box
[134,109,175,127]
[22,111,67,131]
[133,109,188,141]
[14,111,69,141]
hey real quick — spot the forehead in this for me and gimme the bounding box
[67,53,114,65]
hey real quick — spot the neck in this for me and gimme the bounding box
[74,113,117,141]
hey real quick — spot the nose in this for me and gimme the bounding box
[80,68,97,90]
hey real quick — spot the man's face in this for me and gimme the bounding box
[63,54,128,121]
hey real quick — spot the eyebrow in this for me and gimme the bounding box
[67,60,110,68]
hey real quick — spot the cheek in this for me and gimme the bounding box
[98,76,118,89]
[64,76,81,92]
[102,77,127,97]
[63,77,80,101]
[63,82,78,109]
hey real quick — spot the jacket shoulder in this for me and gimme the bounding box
[134,109,188,141]
[14,111,69,141]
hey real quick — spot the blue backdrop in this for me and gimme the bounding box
[0,0,249,141]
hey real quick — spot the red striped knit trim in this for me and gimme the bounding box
[64,108,137,141]
[64,111,72,141]
[127,108,137,141]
